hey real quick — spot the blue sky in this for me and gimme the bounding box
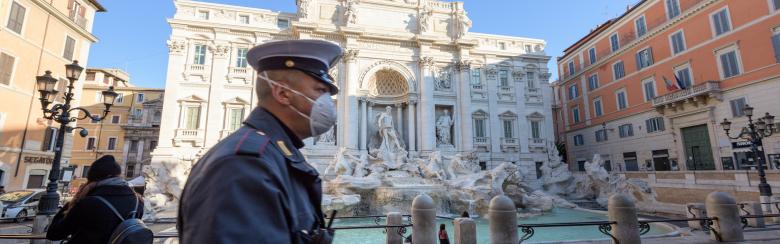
[88,0,637,88]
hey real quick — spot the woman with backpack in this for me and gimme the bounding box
[46,155,147,243]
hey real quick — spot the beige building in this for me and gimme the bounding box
[71,68,163,187]
[0,0,104,190]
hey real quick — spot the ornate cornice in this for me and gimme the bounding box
[455,60,472,71]
[167,40,187,55]
[343,49,360,62]
[418,57,435,68]
[210,44,231,59]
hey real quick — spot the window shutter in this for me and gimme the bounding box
[636,52,642,70]
[647,48,654,64]
[646,119,653,132]
[730,100,739,117]
[68,0,75,9]
[772,34,780,63]
[42,127,53,151]
[79,6,86,17]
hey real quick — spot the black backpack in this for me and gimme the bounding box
[93,196,153,244]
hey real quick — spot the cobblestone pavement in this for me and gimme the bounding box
[0,219,175,244]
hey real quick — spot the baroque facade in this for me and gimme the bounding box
[153,0,554,179]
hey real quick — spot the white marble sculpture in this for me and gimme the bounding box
[418,5,433,33]
[370,106,407,167]
[317,127,336,145]
[297,0,310,18]
[324,147,355,176]
[454,10,472,40]
[343,0,358,25]
[539,143,575,195]
[435,69,452,90]
[572,154,659,211]
[436,109,454,147]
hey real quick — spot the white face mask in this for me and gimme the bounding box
[259,72,337,137]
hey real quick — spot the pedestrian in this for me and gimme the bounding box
[438,223,450,244]
[178,40,343,243]
[46,155,144,243]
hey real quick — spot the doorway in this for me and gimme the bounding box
[681,125,715,170]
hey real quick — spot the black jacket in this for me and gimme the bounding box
[46,184,144,243]
[178,107,324,243]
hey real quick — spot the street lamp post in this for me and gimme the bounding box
[720,104,776,212]
[32,61,117,234]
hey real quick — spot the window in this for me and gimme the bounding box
[524,44,532,53]
[624,152,639,171]
[610,33,620,52]
[129,140,139,152]
[502,120,514,138]
[670,30,686,55]
[111,115,120,124]
[102,76,110,85]
[568,85,578,99]
[133,108,143,118]
[473,118,486,137]
[593,98,603,117]
[115,93,124,104]
[198,10,209,20]
[635,16,647,37]
[666,0,681,19]
[85,72,95,81]
[86,137,96,150]
[470,69,481,85]
[277,18,290,29]
[619,124,634,138]
[718,47,741,78]
[567,61,575,76]
[642,78,656,102]
[772,30,780,63]
[235,48,248,68]
[595,129,608,142]
[588,48,597,64]
[27,170,46,189]
[587,74,599,91]
[730,97,747,117]
[613,61,625,80]
[572,107,581,123]
[239,15,250,24]
[63,36,76,61]
[150,141,158,150]
[646,117,665,133]
[107,137,117,150]
[82,166,91,178]
[126,162,136,178]
[0,53,15,86]
[6,1,25,34]
[675,65,693,88]
[773,0,780,11]
[228,108,245,131]
[526,72,535,88]
[193,44,207,65]
[616,90,628,110]
[185,106,201,129]
[136,93,145,103]
[573,135,584,146]
[499,42,506,50]
[531,121,541,139]
[499,70,509,87]
[636,48,654,70]
[711,8,731,36]
[41,127,58,151]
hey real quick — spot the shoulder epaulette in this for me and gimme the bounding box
[234,130,271,157]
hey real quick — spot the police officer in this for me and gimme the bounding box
[178,40,342,243]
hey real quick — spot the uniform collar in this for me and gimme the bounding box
[244,107,307,163]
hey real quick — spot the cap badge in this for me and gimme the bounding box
[285,60,295,68]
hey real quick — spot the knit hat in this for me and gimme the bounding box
[88,155,121,182]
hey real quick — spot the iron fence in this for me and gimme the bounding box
[638,217,719,241]
[517,221,616,244]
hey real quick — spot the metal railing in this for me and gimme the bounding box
[638,217,720,241]
[518,221,617,243]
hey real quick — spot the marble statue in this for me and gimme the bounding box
[418,5,432,33]
[297,0,310,18]
[325,147,355,176]
[455,10,472,40]
[436,109,454,146]
[370,106,406,167]
[317,127,336,145]
[570,154,659,211]
[540,143,575,196]
[343,0,358,25]
[435,68,452,90]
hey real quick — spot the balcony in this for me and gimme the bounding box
[471,84,487,100]
[230,67,249,76]
[652,81,722,113]
[174,129,204,147]
[471,84,485,90]
[68,11,89,29]
[473,137,490,152]
[498,86,514,93]
[184,64,210,82]
[529,138,546,151]
[497,86,516,103]
[500,137,520,152]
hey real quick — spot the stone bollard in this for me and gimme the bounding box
[685,203,707,230]
[705,192,744,242]
[453,217,476,244]
[771,196,780,224]
[412,194,436,244]
[607,194,641,244]
[738,201,764,228]
[488,195,517,244]
[387,212,403,244]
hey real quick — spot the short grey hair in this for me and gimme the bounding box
[255,70,299,105]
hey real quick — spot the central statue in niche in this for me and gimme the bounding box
[369,106,407,168]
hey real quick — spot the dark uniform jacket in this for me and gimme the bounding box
[178,107,325,243]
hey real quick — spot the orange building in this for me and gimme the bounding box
[553,0,780,208]
[0,0,104,190]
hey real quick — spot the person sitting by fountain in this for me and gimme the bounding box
[438,224,450,244]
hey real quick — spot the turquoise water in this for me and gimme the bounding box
[332,208,673,243]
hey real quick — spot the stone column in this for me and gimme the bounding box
[344,50,360,150]
[412,194,436,244]
[607,194,640,244]
[203,42,230,147]
[136,140,145,161]
[121,138,131,165]
[705,191,744,242]
[407,101,417,152]
[419,57,436,152]
[739,201,765,228]
[386,212,403,244]
[359,98,367,151]
[686,203,707,230]
[489,196,517,244]
[454,217,476,244]
[456,61,473,152]
[396,103,403,141]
